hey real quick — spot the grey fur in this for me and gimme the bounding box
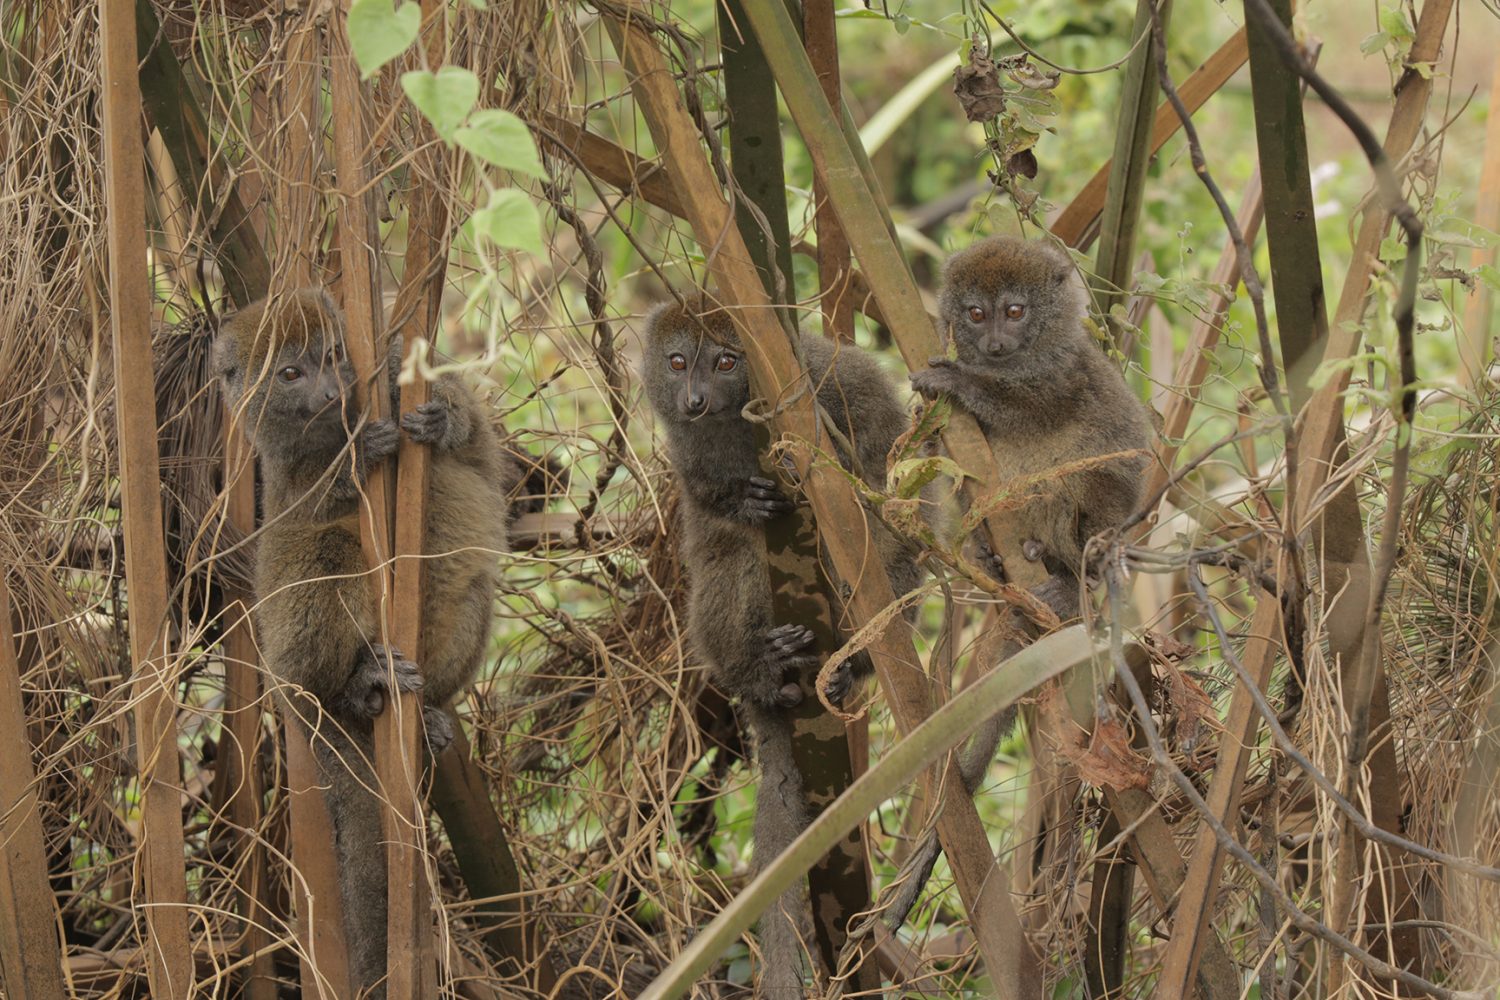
[640,297,924,995]
[214,289,515,997]
[887,236,1153,929]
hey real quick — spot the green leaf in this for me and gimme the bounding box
[401,66,480,142]
[1475,263,1500,291]
[1359,30,1391,55]
[347,0,421,80]
[469,188,545,256]
[454,109,547,178]
[889,456,964,500]
[1379,6,1414,40]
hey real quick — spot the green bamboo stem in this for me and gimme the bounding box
[1093,0,1172,343]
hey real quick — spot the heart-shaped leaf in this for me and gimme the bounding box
[469,188,545,257]
[347,0,421,80]
[401,66,479,142]
[455,109,547,179]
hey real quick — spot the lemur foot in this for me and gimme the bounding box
[422,705,456,758]
[755,623,819,708]
[341,643,421,720]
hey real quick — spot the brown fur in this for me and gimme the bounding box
[215,289,515,997]
[886,236,1154,930]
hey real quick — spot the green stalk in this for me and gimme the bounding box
[1092,0,1172,345]
[636,626,1105,1000]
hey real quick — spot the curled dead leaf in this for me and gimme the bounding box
[953,51,1006,123]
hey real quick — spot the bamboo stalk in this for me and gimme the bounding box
[329,1,436,994]
[219,424,277,1000]
[1284,2,1453,985]
[803,0,855,343]
[1245,0,1325,401]
[607,9,1043,993]
[279,10,324,286]
[430,731,558,991]
[1092,0,1172,338]
[1155,601,1281,999]
[284,719,353,998]
[260,16,353,995]
[133,0,269,306]
[0,580,66,998]
[99,1,193,993]
[1052,26,1248,250]
[1459,57,1500,389]
[717,4,873,985]
[719,0,795,316]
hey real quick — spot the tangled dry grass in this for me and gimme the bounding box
[2,0,1499,997]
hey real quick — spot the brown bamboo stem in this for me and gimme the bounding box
[0,580,66,998]
[329,1,436,994]
[284,720,353,997]
[803,0,855,343]
[100,0,193,992]
[220,425,277,1000]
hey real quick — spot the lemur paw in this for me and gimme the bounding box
[401,400,450,446]
[341,643,422,719]
[823,661,856,705]
[755,623,819,708]
[422,705,456,758]
[360,419,401,465]
[741,476,796,522]
[908,365,956,401]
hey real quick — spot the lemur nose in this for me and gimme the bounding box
[687,389,706,411]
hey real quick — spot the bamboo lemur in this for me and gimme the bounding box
[641,295,926,995]
[887,235,1153,927]
[213,288,520,998]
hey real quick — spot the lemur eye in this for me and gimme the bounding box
[967,306,986,323]
[715,353,738,373]
[668,354,687,372]
[279,366,303,382]
[1005,304,1026,320]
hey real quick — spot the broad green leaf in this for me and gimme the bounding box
[347,0,420,80]
[455,109,547,178]
[401,66,480,142]
[1359,30,1391,55]
[1379,6,1414,41]
[469,188,545,256]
